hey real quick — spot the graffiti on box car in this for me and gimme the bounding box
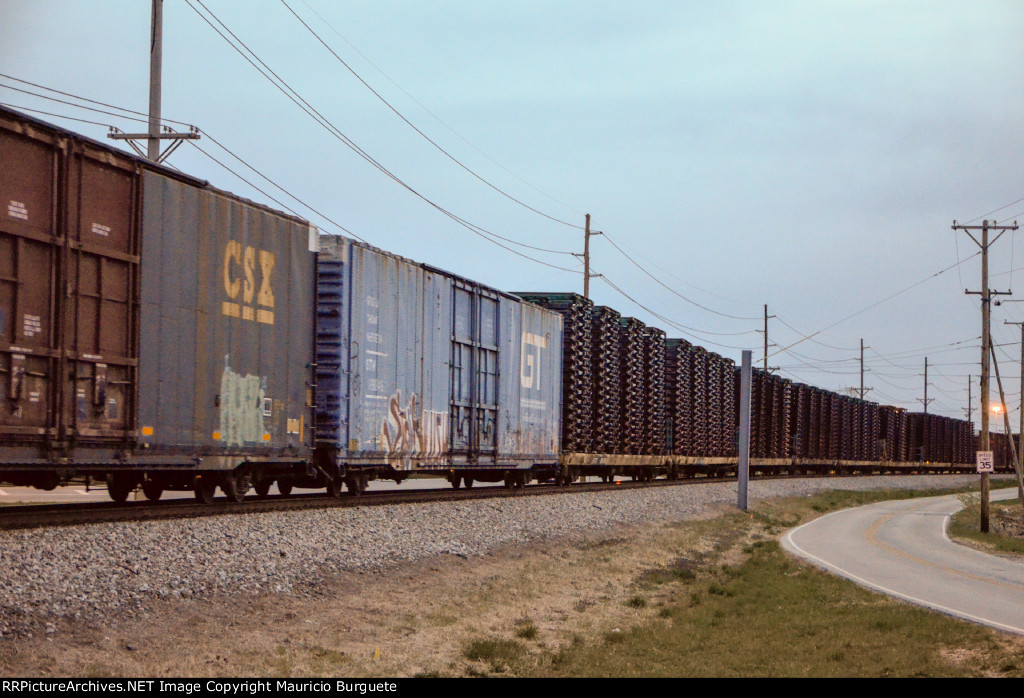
[381,389,450,468]
[219,355,268,446]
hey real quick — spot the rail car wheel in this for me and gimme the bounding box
[326,475,344,498]
[464,477,475,489]
[221,472,250,503]
[503,473,514,489]
[346,474,368,496]
[253,479,272,498]
[141,481,164,502]
[194,476,217,504]
[277,481,293,497]
[107,476,136,504]
[449,476,462,490]
[516,472,528,489]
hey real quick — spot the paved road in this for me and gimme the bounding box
[782,488,1024,634]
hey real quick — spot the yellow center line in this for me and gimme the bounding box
[864,510,1024,592]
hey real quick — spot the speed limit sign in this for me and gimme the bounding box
[976,451,994,474]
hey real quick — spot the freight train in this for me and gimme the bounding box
[0,106,1001,504]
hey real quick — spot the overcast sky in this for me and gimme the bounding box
[3,1,1024,427]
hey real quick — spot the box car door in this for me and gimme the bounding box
[0,115,61,442]
[62,142,139,442]
[476,292,499,462]
[450,285,475,460]
[450,283,499,464]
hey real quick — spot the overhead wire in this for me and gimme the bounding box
[193,131,368,242]
[963,195,1024,226]
[0,71,193,127]
[773,315,858,351]
[297,0,586,221]
[593,271,752,350]
[599,231,761,321]
[281,0,583,231]
[184,0,581,272]
[0,77,371,242]
[0,101,118,130]
[5,37,1001,420]
[767,251,982,360]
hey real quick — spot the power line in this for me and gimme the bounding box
[599,231,761,321]
[281,0,583,231]
[0,101,117,129]
[773,315,858,351]
[767,251,982,360]
[296,0,585,222]
[0,71,192,127]
[594,272,753,350]
[184,0,580,272]
[0,82,157,126]
[188,136,365,242]
[963,194,1024,226]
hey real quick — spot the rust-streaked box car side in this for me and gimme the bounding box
[315,235,562,473]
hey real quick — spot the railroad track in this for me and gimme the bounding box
[0,470,967,532]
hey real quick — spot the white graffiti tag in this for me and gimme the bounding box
[219,355,267,446]
[381,390,450,468]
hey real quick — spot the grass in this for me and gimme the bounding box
[949,493,1024,556]
[481,482,1024,678]
[462,638,526,674]
[514,620,539,640]
[533,538,1013,677]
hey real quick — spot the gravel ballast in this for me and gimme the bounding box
[0,475,993,638]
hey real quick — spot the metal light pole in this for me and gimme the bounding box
[737,350,752,510]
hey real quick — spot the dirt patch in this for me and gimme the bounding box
[0,514,750,678]
[994,507,1024,538]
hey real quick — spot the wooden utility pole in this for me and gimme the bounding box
[964,375,973,423]
[583,214,592,298]
[953,218,1017,532]
[737,351,752,510]
[108,0,198,161]
[756,305,776,372]
[918,357,933,413]
[147,0,163,161]
[859,338,872,399]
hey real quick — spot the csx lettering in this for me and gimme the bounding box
[222,240,276,325]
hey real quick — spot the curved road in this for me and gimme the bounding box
[782,488,1024,634]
